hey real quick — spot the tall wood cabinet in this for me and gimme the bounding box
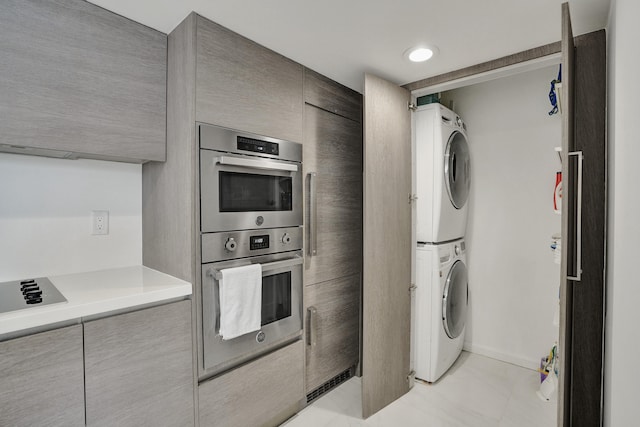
[143,13,306,426]
[0,0,167,163]
[0,325,85,427]
[302,69,363,398]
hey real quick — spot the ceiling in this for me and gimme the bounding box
[87,0,610,93]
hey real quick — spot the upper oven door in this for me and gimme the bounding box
[200,150,303,232]
[199,123,303,233]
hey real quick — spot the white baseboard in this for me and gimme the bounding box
[463,342,541,371]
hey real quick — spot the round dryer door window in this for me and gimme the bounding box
[442,259,468,339]
[444,131,470,209]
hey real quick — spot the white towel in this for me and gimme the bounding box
[219,263,262,340]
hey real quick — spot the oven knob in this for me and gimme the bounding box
[256,216,264,226]
[225,238,237,252]
[281,233,291,245]
[455,245,461,256]
[256,331,266,343]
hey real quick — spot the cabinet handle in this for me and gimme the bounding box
[308,306,318,347]
[308,172,318,257]
[568,151,583,281]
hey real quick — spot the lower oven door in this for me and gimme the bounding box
[201,252,303,376]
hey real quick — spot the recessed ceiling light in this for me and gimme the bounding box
[405,46,438,63]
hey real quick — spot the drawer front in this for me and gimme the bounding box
[199,340,304,427]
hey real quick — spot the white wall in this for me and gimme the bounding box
[604,0,640,425]
[446,66,562,369]
[0,153,142,281]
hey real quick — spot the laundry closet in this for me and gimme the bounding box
[361,8,606,425]
[412,63,563,376]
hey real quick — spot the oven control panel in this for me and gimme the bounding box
[237,136,279,155]
[250,235,270,250]
[201,226,303,263]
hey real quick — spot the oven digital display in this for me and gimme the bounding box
[250,235,270,250]
[237,136,279,155]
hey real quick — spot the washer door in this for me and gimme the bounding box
[444,131,470,209]
[442,260,468,339]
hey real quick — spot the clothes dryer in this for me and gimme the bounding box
[414,239,468,383]
[415,103,470,243]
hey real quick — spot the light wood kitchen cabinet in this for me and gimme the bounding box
[303,104,363,286]
[198,340,304,427]
[195,16,304,143]
[304,68,362,123]
[305,274,360,393]
[0,0,167,163]
[302,73,363,398]
[0,325,85,427]
[84,300,194,427]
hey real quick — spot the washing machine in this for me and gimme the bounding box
[414,239,468,383]
[415,103,470,243]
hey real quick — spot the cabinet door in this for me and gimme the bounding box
[198,340,304,427]
[362,73,411,418]
[304,68,362,123]
[559,9,607,426]
[305,274,360,393]
[303,104,363,286]
[195,16,303,143]
[84,300,194,427]
[0,325,85,427]
[0,0,167,162]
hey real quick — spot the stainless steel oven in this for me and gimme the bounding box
[201,227,303,377]
[199,123,303,232]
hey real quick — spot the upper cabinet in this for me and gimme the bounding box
[0,0,167,163]
[304,69,362,123]
[195,16,304,143]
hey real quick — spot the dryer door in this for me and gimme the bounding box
[442,260,468,339]
[444,131,470,209]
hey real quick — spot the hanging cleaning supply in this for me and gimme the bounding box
[548,65,562,115]
[554,171,562,214]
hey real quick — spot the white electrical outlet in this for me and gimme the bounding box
[92,210,109,235]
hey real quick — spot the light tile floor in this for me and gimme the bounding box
[283,351,557,427]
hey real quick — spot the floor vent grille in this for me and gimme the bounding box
[306,368,352,404]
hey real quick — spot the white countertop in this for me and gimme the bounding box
[0,266,192,336]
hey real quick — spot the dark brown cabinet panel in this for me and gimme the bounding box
[84,300,194,427]
[560,27,607,427]
[305,275,361,393]
[195,16,304,143]
[198,340,304,427]
[0,0,167,162]
[0,325,85,427]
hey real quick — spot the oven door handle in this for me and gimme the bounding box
[214,156,299,172]
[209,255,303,281]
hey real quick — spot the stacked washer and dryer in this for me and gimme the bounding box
[413,103,471,383]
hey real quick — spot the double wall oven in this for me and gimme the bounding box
[198,123,303,378]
